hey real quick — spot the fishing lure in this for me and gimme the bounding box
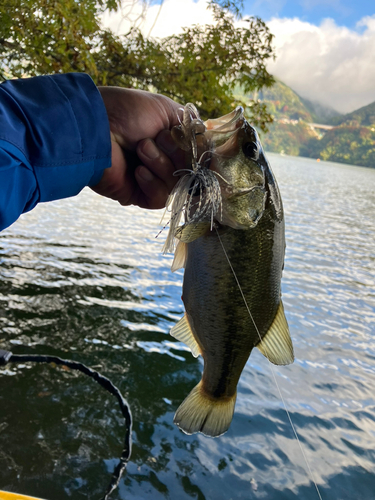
[162,103,243,253]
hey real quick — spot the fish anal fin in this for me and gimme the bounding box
[175,222,210,243]
[171,241,188,272]
[170,313,201,358]
[256,301,294,365]
[174,381,236,437]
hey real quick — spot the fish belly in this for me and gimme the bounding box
[182,213,285,399]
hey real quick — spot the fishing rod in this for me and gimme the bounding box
[0,349,132,500]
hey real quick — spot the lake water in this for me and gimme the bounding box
[0,154,374,500]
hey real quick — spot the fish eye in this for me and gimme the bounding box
[242,141,258,160]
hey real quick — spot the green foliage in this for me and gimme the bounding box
[301,126,375,168]
[260,122,316,156]
[0,0,123,78]
[0,0,275,128]
[256,79,313,122]
[238,79,317,154]
[329,101,375,127]
[245,78,375,168]
[151,11,275,127]
[208,0,244,19]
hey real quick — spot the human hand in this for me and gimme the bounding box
[91,87,184,209]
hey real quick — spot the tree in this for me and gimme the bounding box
[300,126,375,168]
[0,0,275,129]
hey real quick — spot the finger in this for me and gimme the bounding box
[134,165,169,210]
[157,93,183,129]
[137,138,177,194]
[91,141,134,206]
[156,130,186,171]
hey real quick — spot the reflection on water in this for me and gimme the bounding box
[0,154,374,499]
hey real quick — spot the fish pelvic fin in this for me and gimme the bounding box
[174,381,236,437]
[175,222,211,243]
[256,300,294,365]
[170,313,201,358]
[171,241,188,272]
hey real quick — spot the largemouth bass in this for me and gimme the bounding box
[164,104,294,437]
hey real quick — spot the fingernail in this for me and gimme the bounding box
[138,166,154,182]
[142,139,159,160]
[157,130,178,154]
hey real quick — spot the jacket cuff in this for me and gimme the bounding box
[34,73,111,201]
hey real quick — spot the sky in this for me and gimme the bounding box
[101,0,375,114]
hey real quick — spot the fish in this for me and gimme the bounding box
[164,104,294,438]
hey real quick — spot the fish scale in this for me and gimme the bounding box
[183,211,284,400]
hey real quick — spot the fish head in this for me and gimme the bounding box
[164,104,281,253]
[206,109,267,230]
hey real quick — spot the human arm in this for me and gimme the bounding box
[0,73,182,231]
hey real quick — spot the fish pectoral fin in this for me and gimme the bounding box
[171,241,188,272]
[256,301,294,365]
[174,381,237,437]
[170,313,201,358]
[175,222,211,243]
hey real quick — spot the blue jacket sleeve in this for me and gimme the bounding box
[0,73,111,231]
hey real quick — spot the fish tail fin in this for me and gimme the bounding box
[173,381,236,437]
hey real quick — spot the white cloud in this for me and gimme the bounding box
[101,2,375,113]
[101,0,214,39]
[267,16,375,113]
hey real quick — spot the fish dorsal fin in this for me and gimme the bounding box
[171,241,188,272]
[175,222,210,243]
[170,314,201,358]
[256,301,294,365]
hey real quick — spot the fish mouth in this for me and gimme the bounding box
[204,106,244,133]
[207,121,260,180]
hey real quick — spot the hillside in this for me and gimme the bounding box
[256,80,313,122]
[260,121,316,157]
[297,95,342,124]
[301,126,375,167]
[249,80,318,156]
[329,101,375,127]
[245,80,375,168]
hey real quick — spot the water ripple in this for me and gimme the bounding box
[1,158,375,499]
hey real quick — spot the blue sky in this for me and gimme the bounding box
[243,0,374,29]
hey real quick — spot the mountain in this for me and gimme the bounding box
[329,100,375,127]
[245,79,375,168]
[255,79,313,122]
[301,100,375,167]
[250,80,318,156]
[297,95,342,124]
[301,126,375,167]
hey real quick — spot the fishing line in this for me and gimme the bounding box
[214,228,324,500]
[147,0,165,37]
